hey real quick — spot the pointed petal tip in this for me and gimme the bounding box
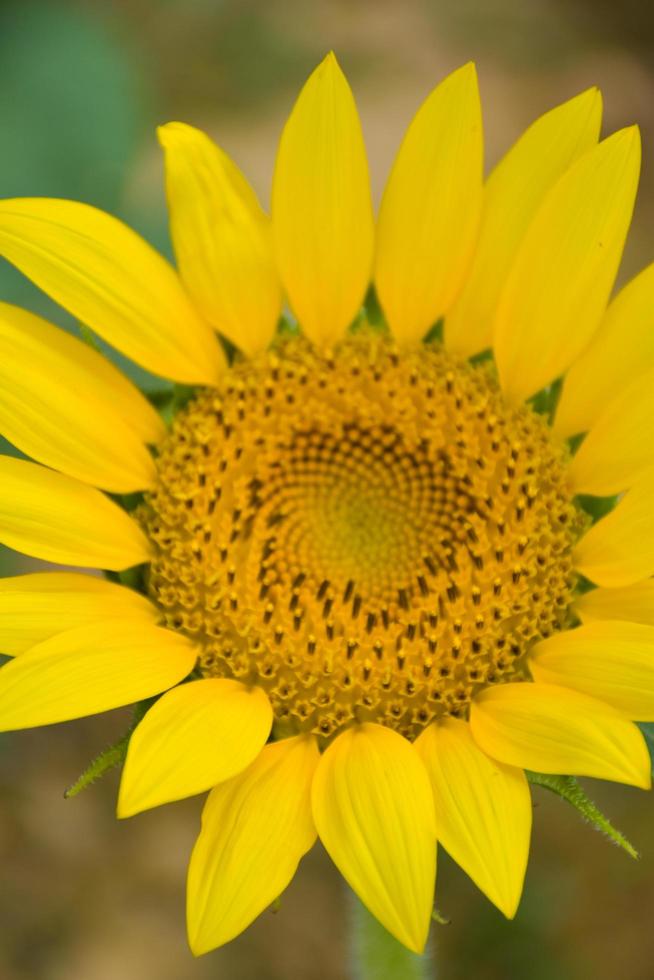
[459,59,478,77]
[187,922,208,958]
[187,924,230,958]
[313,50,342,80]
[115,795,137,821]
[501,901,519,921]
[156,121,184,146]
[576,85,603,115]
[578,84,601,100]
[402,931,428,956]
[443,60,479,94]
[606,123,641,155]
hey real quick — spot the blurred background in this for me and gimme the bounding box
[1,1,654,977]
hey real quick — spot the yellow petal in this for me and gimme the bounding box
[555,262,654,437]
[0,303,158,492]
[376,62,483,346]
[470,681,651,788]
[118,678,272,817]
[445,88,602,356]
[493,127,641,403]
[272,53,374,347]
[574,579,654,627]
[0,455,152,570]
[573,471,654,587]
[0,301,163,442]
[0,571,158,656]
[530,621,654,720]
[187,735,319,954]
[567,366,654,495]
[159,122,282,355]
[312,723,436,954]
[0,622,196,730]
[415,718,530,919]
[0,197,225,384]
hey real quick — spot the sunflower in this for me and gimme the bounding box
[0,53,653,956]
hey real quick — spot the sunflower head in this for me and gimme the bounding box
[0,52,652,961]
[143,330,584,742]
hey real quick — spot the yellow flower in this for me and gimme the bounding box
[0,53,653,955]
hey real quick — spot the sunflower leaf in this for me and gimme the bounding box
[526,771,638,859]
[64,698,155,799]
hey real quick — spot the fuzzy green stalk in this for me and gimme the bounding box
[348,891,435,980]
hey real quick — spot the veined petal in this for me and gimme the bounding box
[493,128,641,403]
[2,301,162,442]
[312,723,436,954]
[187,735,319,954]
[567,366,654,495]
[0,572,158,656]
[573,472,654,587]
[555,262,654,437]
[159,122,282,355]
[376,62,483,346]
[0,304,157,492]
[574,579,654,627]
[0,622,197,730]
[272,53,374,347]
[445,87,601,356]
[470,682,651,788]
[0,455,151,570]
[0,197,225,384]
[530,621,654,720]
[416,718,530,919]
[118,678,272,817]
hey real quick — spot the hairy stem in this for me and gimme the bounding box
[348,893,435,980]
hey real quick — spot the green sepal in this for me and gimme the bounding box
[145,382,196,427]
[277,313,299,337]
[166,384,196,424]
[77,322,103,353]
[63,698,155,799]
[575,493,620,524]
[102,564,149,598]
[526,771,638,860]
[362,285,385,329]
[145,386,175,411]
[528,376,562,421]
[423,317,443,345]
[468,347,493,366]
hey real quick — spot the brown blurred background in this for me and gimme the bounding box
[1,1,654,977]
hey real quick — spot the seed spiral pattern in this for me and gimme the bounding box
[142,332,585,740]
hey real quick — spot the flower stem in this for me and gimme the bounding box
[347,892,434,980]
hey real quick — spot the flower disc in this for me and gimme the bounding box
[142,332,584,739]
